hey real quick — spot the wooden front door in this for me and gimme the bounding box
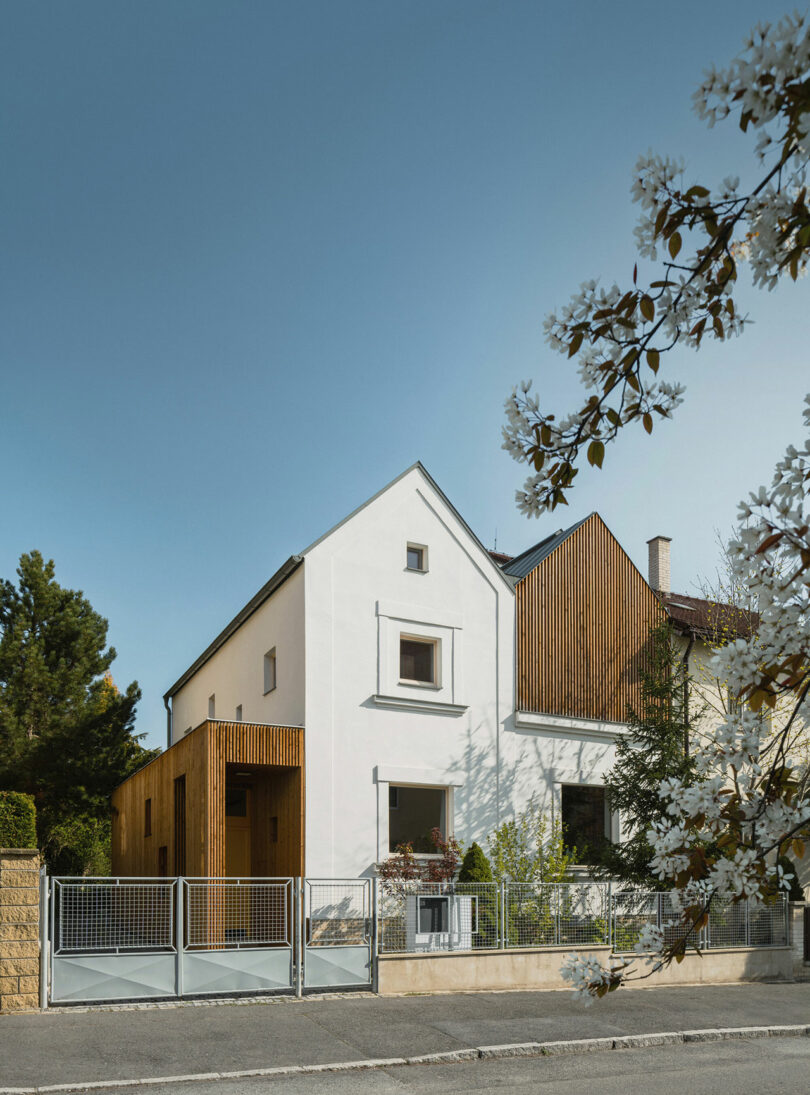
[225,785,251,941]
[225,785,251,876]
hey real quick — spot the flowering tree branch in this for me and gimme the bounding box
[562,396,810,1002]
[503,14,810,515]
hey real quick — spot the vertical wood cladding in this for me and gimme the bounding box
[516,514,664,721]
[111,721,304,877]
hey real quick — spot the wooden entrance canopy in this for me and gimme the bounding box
[111,720,305,878]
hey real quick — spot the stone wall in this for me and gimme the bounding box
[0,849,40,1012]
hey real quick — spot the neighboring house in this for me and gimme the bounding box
[647,535,810,898]
[111,465,662,879]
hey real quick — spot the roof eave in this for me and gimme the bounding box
[163,554,304,701]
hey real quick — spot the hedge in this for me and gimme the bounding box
[0,791,37,849]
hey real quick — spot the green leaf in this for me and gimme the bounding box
[646,349,660,373]
[568,332,583,357]
[668,232,682,259]
[640,295,654,321]
[643,413,653,435]
[587,440,605,468]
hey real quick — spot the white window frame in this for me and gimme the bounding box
[374,765,464,864]
[406,542,428,573]
[399,633,441,688]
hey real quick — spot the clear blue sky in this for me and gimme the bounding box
[1,1,806,751]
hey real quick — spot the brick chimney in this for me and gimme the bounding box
[647,535,671,594]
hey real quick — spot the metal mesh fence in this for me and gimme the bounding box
[306,880,371,946]
[611,891,787,953]
[54,879,175,954]
[504,883,609,948]
[378,882,499,954]
[184,879,291,949]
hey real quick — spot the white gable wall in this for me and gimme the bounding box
[302,466,515,876]
[169,565,305,741]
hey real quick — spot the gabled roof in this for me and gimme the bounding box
[164,462,512,700]
[659,591,759,641]
[500,515,594,580]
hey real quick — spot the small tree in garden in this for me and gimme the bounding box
[458,841,493,883]
[376,828,461,895]
[596,620,699,887]
[487,798,576,884]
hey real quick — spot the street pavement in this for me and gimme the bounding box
[0,983,808,1089]
[84,1038,810,1095]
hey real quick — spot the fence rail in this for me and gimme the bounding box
[610,889,789,953]
[50,877,789,962]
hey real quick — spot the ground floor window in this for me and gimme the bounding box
[561,784,610,864]
[388,785,445,853]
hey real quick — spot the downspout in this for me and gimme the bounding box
[164,694,172,750]
[682,634,694,757]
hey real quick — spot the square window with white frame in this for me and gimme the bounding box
[388,785,446,853]
[406,543,428,572]
[399,635,439,686]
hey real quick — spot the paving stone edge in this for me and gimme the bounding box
[2,1025,809,1093]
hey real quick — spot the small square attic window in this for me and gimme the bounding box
[406,543,427,572]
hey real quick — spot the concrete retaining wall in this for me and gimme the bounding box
[0,849,40,1013]
[377,944,794,995]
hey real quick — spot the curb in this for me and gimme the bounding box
[2,1024,809,1093]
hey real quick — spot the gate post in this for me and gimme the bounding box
[500,882,507,949]
[175,878,184,998]
[38,867,48,1010]
[371,877,379,994]
[294,878,303,998]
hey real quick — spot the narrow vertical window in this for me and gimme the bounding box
[208,694,216,719]
[235,704,243,722]
[157,846,168,877]
[144,798,152,837]
[174,775,187,876]
[264,648,277,693]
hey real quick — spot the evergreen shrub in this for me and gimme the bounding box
[0,791,37,848]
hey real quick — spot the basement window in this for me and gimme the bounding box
[388,785,445,853]
[264,648,277,694]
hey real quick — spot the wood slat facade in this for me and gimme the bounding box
[516,514,664,721]
[111,720,304,878]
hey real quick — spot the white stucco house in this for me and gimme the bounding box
[113,464,662,879]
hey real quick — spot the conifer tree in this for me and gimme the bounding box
[596,620,697,886]
[458,841,493,883]
[0,551,158,873]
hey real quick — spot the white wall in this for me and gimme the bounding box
[170,565,305,742]
[302,466,515,877]
[503,711,625,856]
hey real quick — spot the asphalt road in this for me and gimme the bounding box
[1,983,809,1089]
[71,1038,810,1095]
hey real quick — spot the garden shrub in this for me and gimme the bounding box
[0,791,37,848]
